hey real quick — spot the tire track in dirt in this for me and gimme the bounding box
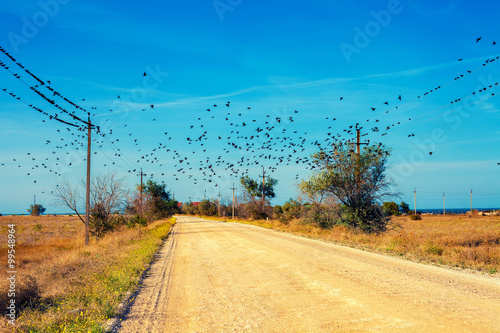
[111,223,178,332]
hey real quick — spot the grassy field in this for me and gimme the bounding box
[203,214,500,275]
[0,215,176,332]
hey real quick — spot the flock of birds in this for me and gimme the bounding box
[0,36,499,200]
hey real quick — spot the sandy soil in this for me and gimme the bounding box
[113,216,500,332]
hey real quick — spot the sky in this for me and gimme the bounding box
[0,0,499,214]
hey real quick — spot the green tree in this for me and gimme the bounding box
[141,180,179,221]
[27,204,46,216]
[400,201,410,214]
[382,201,400,216]
[273,205,283,218]
[198,199,217,216]
[240,175,278,219]
[282,199,303,220]
[303,143,395,233]
[144,180,171,201]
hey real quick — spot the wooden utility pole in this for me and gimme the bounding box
[218,192,221,216]
[33,194,36,206]
[231,182,236,219]
[470,189,473,214]
[414,188,417,215]
[85,115,92,246]
[140,168,143,215]
[351,128,369,155]
[259,166,266,208]
[204,189,206,201]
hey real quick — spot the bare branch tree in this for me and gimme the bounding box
[52,178,85,223]
[87,173,128,215]
[53,172,128,226]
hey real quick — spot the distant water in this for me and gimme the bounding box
[417,208,499,214]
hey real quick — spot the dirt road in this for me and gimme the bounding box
[114,216,500,332]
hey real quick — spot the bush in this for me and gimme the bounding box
[127,214,147,227]
[410,214,422,220]
[198,200,217,216]
[273,205,283,217]
[340,205,389,233]
[276,199,304,223]
[382,201,400,216]
[302,205,337,229]
[399,201,410,214]
[0,275,41,311]
[27,204,46,216]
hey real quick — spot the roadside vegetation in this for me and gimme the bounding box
[53,173,180,239]
[0,176,179,332]
[0,215,176,332]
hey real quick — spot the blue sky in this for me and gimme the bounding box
[0,0,499,214]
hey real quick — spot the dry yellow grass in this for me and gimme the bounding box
[203,214,500,274]
[0,215,175,332]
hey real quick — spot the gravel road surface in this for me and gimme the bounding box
[114,216,500,332]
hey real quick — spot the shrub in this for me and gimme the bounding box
[27,204,46,216]
[302,205,337,229]
[273,205,283,217]
[127,214,147,227]
[197,200,217,216]
[410,214,422,220]
[426,243,444,256]
[382,201,400,216]
[339,204,389,233]
[399,201,410,214]
[0,275,41,311]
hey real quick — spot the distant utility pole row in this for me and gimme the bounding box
[412,188,475,215]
